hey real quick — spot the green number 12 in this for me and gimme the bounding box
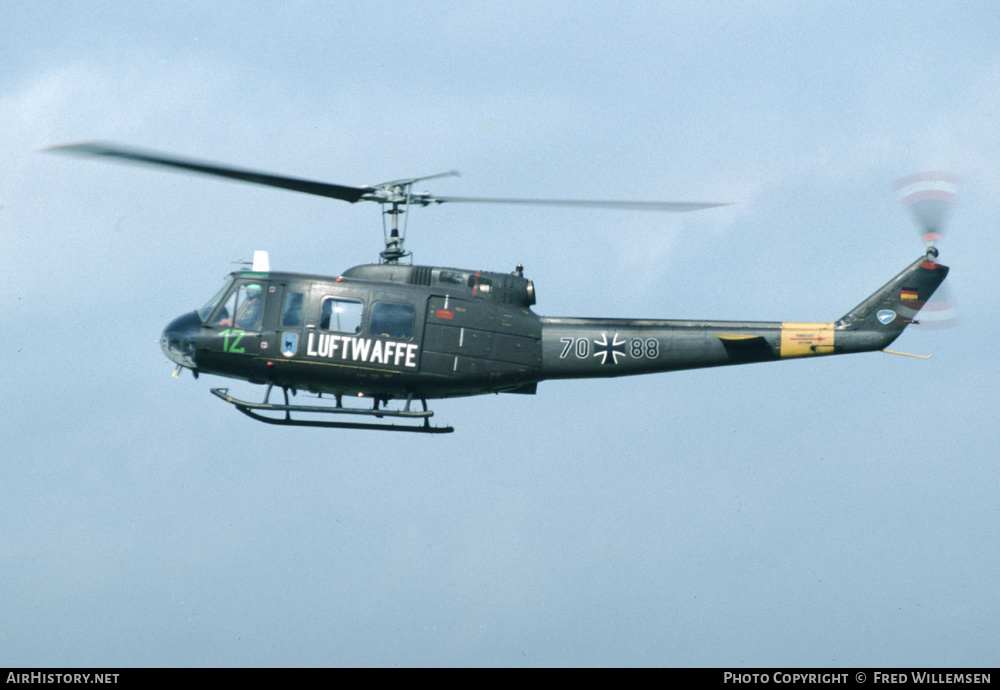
[220,329,246,354]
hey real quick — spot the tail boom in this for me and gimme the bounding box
[539,255,948,381]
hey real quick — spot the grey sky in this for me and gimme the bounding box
[2,1,998,667]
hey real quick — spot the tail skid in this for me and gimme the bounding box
[882,349,932,359]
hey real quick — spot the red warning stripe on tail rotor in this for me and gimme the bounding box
[893,171,959,205]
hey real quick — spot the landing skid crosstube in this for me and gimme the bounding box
[210,385,454,434]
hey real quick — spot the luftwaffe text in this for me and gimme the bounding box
[307,332,418,368]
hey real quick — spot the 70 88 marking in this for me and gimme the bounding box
[559,337,658,359]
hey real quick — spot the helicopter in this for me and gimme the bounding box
[48,143,951,433]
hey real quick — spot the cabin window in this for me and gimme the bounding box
[281,291,304,328]
[320,297,363,333]
[215,282,264,330]
[371,302,415,339]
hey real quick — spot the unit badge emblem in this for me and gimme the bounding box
[281,332,299,357]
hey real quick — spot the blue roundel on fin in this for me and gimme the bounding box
[877,309,897,325]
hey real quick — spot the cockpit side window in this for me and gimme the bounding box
[281,291,304,328]
[216,282,265,330]
[320,297,363,333]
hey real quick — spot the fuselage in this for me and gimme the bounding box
[161,255,948,401]
[161,263,543,400]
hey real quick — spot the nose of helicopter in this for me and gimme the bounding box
[160,310,202,369]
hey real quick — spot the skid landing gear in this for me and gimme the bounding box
[210,385,454,434]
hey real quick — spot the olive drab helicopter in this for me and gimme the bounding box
[48,143,952,433]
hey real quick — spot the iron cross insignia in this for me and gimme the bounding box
[593,332,626,365]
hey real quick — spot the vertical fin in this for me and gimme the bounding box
[836,256,949,336]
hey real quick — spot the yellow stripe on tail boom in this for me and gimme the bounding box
[780,322,836,358]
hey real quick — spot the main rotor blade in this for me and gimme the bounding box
[422,195,730,212]
[47,142,729,212]
[45,142,372,203]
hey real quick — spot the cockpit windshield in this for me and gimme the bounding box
[198,276,236,322]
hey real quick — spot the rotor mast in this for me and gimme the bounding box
[380,197,411,264]
[374,172,460,264]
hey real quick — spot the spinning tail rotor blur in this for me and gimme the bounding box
[894,172,959,330]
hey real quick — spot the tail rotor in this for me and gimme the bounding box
[893,171,959,328]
